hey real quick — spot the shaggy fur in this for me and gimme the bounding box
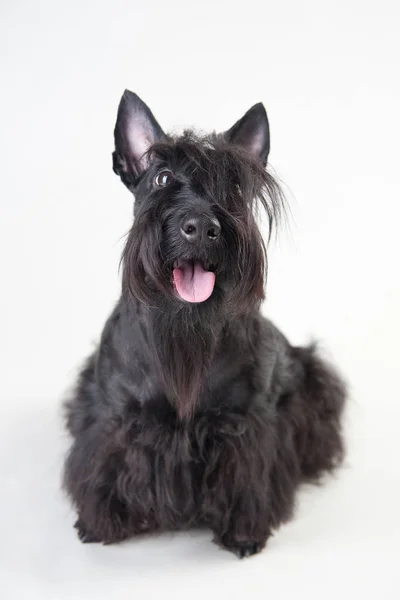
[63,91,346,558]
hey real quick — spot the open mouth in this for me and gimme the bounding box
[172,260,216,303]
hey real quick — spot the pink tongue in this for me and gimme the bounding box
[173,262,216,303]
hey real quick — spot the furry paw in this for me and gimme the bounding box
[216,533,265,558]
[74,519,102,544]
[229,540,263,559]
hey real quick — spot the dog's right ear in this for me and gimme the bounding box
[113,90,165,185]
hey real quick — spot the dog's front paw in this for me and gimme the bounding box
[230,540,263,559]
[216,533,266,559]
[74,519,103,544]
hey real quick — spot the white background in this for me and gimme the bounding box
[1,0,399,598]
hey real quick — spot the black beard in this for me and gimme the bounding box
[144,299,224,420]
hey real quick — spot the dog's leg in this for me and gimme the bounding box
[200,410,279,558]
[64,437,128,544]
[63,428,156,545]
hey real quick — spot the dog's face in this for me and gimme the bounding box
[113,91,281,313]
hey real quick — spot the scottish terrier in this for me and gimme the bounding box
[63,90,346,558]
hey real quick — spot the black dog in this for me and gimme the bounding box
[63,90,346,558]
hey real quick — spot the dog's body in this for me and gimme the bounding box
[63,92,346,558]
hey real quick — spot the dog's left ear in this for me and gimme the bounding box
[113,90,165,185]
[225,103,270,165]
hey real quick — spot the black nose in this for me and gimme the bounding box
[180,215,221,245]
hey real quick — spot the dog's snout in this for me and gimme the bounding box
[180,215,221,245]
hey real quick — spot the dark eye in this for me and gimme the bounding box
[155,170,173,187]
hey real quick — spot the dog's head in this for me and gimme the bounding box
[113,90,283,314]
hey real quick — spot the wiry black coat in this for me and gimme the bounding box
[63,91,346,558]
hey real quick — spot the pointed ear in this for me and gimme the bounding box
[225,103,270,164]
[113,90,165,184]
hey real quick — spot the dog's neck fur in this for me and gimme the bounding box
[143,300,228,420]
